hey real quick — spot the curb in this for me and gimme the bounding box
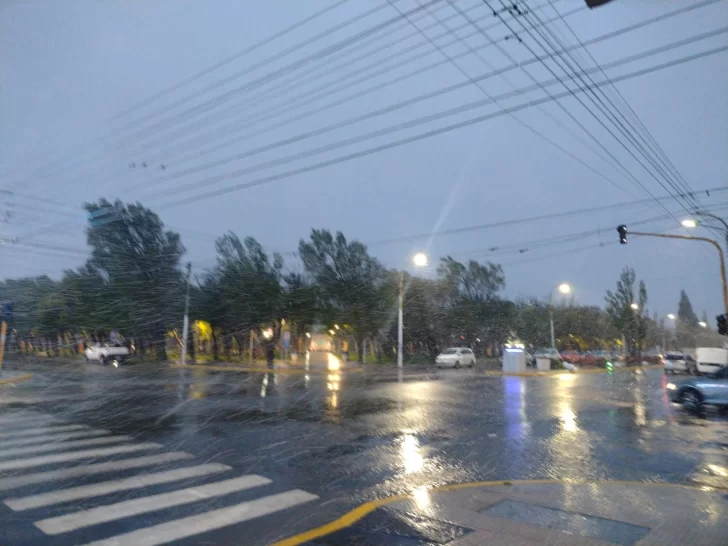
[168,363,364,375]
[0,373,33,386]
[272,478,726,546]
[483,363,664,377]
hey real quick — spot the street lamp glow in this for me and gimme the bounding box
[412,252,428,267]
[558,283,571,295]
[699,321,707,328]
[681,219,697,228]
[667,314,676,320]
[630,303,639,310]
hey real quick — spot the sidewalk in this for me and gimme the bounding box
[280,480,728,545]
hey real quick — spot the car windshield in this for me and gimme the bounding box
[441,349,458,355]
[665,354,684,360]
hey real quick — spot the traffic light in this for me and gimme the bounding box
[717,314,727,336]
[617,224,627,244]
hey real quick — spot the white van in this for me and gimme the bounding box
[696,347,728,375]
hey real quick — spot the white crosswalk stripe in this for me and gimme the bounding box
[79,490,319,546]
[0,452,194,491]
[0,424,89,439]
[0,414,319,545]
[0,428,110,448]
[35,475,272,534]
[0,435,132,459]
[6,462,232,510]
[0,442,162,471]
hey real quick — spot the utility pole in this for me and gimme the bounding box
[617,226,728,314]
[180,262,192,366]
[397,271,404,369]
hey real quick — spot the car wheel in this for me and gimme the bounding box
[455,361,461,369]
[681,389,702,412]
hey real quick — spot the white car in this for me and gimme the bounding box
[435,348,476,368]
[84,343,129,367]
[663,352,697,375]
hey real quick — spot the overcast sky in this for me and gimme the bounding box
[1,0,727,322]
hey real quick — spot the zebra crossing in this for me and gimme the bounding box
[0,410,318,545]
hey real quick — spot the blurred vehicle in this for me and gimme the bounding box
[534,348,561,361]
[589,350,609,363]
[84,342,129,368]
[662,352,697,375]
[435,347,475,368]
[696,347,728,375]
[666,366,728,411]
[560,350,581,364]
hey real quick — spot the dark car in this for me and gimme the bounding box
[666,367,728,411]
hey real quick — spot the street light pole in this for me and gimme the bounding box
[180,262,192,366]
[549,283,571,350]
[397,271,404,369]
[630,231,728,314]
[398,253,428,369]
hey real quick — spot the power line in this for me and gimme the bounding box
[516,1,701,210]
[13,0,713,203]
[485,0,696,221]
[149,41,728,208]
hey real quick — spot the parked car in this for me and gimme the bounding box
[435,347,476,368]
[84,342,129,368]
[662,352,697,375]
[560,350,581,364]
[534,348,561,361]
[666,366,728,411]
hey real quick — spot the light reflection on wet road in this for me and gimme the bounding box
[0,360,726,545]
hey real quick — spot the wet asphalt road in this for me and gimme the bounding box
[0,359,726,545]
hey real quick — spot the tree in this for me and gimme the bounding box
[605,266,648,354]
[677,290,699,327]
[298,229,385,361]
[84,199,185,360]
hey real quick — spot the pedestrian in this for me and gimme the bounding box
[266,341,275,368]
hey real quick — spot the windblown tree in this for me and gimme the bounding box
[605,266,648,355]
[84,199,185,360]
[298,229,385,361]
[437,256,508,347]
[677,289,699,327]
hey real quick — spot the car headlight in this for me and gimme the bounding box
[666,383,676,390]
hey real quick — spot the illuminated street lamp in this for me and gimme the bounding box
[630,303,639,310]
[667,314,676,320]
[699,321,708,328]
[681,219,697,228]
[549,282,571,349]
[398,253,428,368]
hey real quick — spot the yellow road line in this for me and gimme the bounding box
[0,373,33,386]
[272,478,724,546]
[484,364,664,377]
[168,364,363,375]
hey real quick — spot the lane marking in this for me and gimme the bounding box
[0,424,88,438]
[0,451,194,491]
[271,479,727,546]
[6,462,231,510]
[0,442,162,471]
[0,435,131,459]
[0,429,110,448]
[36,474,272,534]
[170,363,364,374]
[0,414,57,427]
[0,373,33,385]
[483,364,664,377]
[80,489,319,546]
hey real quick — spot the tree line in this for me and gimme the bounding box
[0,199,707,362]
